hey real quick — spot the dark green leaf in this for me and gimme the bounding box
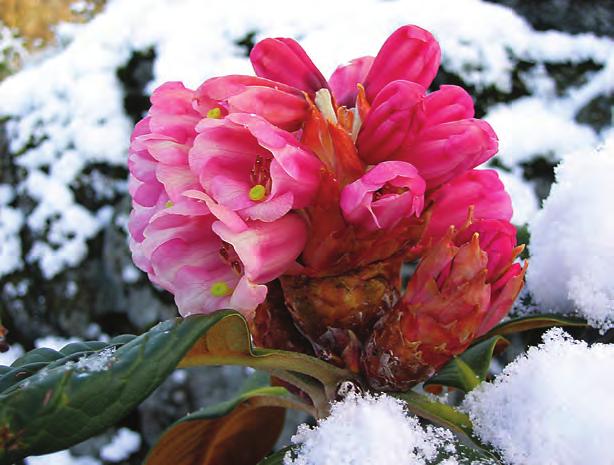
[425,336,508,392]
[0,313,227,464]
[484,314,587,338]
[258,447,293,465]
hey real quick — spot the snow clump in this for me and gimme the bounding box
[285,392,457,465]
[464,328,614,465]
[527,136,614,331]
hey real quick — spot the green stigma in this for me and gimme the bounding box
[210,281,232,297]
[207,107,222,119]
[248,184,267,201]
[165,200,174,208]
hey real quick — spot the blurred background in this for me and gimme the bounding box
[0,0,612,463]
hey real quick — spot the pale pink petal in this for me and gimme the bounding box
[329,56,374,107]
[212,214,307,283]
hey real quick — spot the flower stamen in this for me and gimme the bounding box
[210,281,232,297]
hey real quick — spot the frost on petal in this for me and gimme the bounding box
[464,329,614,465]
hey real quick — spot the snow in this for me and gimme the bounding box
[34,335,83,351]
[487,97,599,166]
[0,343,24,366]
[74,347,116,372]
[285,392,457,465]
[0,0,611,280]
[526,136,614,332]
[464,328,614,465]
[100,427,141,462]
[0,186,24,277]
[26,451,100,465]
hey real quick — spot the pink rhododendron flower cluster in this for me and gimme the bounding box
[128,24,526,389]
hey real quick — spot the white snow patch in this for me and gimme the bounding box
[34,335,82,351]
[285,392,457,465]
[487,97,599,166]
[100,428,141,462]
[527,137,614,331]
[26,450,101,465]
[464,328,614,465]
[0,343,24,366]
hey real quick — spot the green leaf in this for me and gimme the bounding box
[179,311,354,410]
[257,447,292,465]
[0,314,226,464]
[391,391,474,441]
[0,337,137,393]
[425,336,508,392]
[484,314,587,338]
[145,385,292,465]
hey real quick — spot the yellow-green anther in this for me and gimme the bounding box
[165,200,174,208]
[207,107,222,119]
[210,281,231,297]
[248,184,267,201]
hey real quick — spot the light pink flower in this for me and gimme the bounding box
[193,75,308,131]
[189,113,323,223]
[421,169,513,246]
[138,199,267,317]
[340,161,426,232]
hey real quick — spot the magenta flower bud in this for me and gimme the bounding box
[340,161,426,232]
[363,25,441,102]
[397,118,498,189]
[422,169,513,246]
[193,75,308,131]
[250,37,329,95]
[328,56,374,107]
[356,80,426,165]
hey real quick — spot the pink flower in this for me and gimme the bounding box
[137,199,268,317]
[250,37,329,95]
[193,75,308,131]
[328,56,374,107]
[189,113,323,223]
[361,25,440,102]
[340,161,426,231]
[357,84,497,189]
[421,169,513,247]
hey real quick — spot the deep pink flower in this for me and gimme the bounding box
[357,84,497,189]
[193,75,308,131]
[250,37,328,95]
[189,113,323,223]
[340,161,426,232]
[361,25,440,102]
[421,169,513,246]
